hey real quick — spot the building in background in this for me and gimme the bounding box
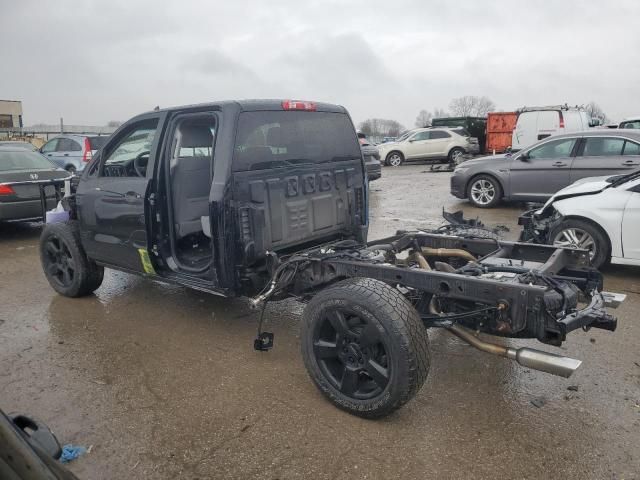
[0,100,23,128]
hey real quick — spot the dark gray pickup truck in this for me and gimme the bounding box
[39,99,623,418]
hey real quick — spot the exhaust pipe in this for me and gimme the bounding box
[446,324,582,378]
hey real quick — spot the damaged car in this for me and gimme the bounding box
[519,169,640,269]
[39,100,624,418]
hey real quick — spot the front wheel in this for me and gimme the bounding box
[385,151,404,167]
[549,219,609,269]
[301,278,430,418]
[467,175,502,208]
[40,222,104,297]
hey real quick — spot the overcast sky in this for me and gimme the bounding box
[2,0,639,127]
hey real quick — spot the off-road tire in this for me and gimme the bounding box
[549,218,610,269]
[385,151,404,167]
[40,221,104,297]
[301,278,430,418]
[466,174,502,208]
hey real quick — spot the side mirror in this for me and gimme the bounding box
[589,118,602,127]
[519,152,530,161]
[408,138,416,143]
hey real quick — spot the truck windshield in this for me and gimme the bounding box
[233,111,361,171]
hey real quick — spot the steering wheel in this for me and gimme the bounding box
[133,151,150,177]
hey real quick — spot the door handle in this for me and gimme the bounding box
[623,160,639,165]
[124,191,141,201]
[552,162,567,167]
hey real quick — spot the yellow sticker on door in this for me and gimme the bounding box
[138,248,156,275]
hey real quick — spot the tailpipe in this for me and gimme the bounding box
[447,324,582,378]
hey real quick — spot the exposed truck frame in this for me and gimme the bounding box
[38,100,624,418]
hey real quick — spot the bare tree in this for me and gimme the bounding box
[433,108,449,119]
[414,110,432,128]
[359,118,406,138]
[584,102,608,124]
[449,96,495,117]
[107,120,122,127]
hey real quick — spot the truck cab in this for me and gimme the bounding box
[71,100,367,296]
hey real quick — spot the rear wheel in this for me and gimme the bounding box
[301,278,430,418]
[549,219,609,269]
[385,151,404,167]
[467,175,502,208]
[40,222,104,297]
[448,147,465,164]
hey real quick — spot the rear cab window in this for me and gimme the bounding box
[233,111,361,171]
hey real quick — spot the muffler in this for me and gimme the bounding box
[446,324,582,378]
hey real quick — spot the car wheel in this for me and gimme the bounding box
[301,278,430,418]
[448,147,465,164]
[386,151,404,167]
[549,219,610,269]
[467,175,502,208]
[40,221,104,297]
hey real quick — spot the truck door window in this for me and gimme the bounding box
[100,120,158,177]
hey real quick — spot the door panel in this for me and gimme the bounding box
[569,137,637,182]
[622,190,640,260]
[403,132,430,159]
[76,117,161,272]
[509,137,577,200]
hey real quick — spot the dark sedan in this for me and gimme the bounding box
[0,147,71,221]
[450,130,640,207]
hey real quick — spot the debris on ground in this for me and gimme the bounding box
[60,444,87,463]
[567,385,579,391]
[530,397,546,408]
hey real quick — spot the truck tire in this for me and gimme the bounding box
[549,218,610,269]
[301,278,430,418]
[40,221,104,297]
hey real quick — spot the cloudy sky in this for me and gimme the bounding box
[2,0,639,128]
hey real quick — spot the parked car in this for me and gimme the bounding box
[512,105,597,151]
[432,116,487,154]
[451,130,640,207]
[381,136,396,143]
[39,134,109,173]
[0,141,37,151]
[361,142,381,181]
[0,146,71,221]
[37,99,621,418]
[619,116,640,129]
[519,169,640,268]
[377,127,478,167]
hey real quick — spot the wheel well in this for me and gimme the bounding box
[386,150,404,160]
[465,173,504,198]
[556,215,612,256]
[64,164,76,171]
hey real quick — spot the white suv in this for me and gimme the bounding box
[377,127,478,167]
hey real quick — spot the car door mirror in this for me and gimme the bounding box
[408,139,416,143]
[519,152,530,161]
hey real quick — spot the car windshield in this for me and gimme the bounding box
[395,131,414,142]
[620,120,640,129]
[0,150,55,171]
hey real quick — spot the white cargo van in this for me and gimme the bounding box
[511,106,595,151]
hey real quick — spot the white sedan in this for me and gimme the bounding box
[519,170,640,268]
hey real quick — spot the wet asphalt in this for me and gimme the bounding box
[1,164,639,479]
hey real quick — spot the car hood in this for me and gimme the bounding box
[456,153,510,169]
[538,176,612,212]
